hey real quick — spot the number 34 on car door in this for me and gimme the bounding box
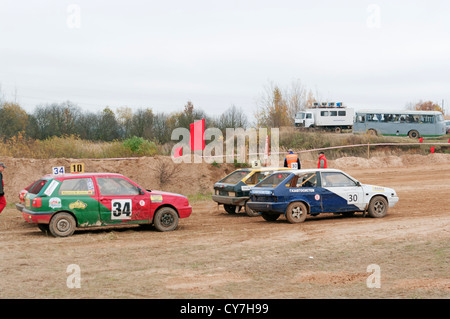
[111,199,132,220]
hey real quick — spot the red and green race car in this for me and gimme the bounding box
[16,173,192,237]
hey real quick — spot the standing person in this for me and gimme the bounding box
[318,152,327,168]
[284,149,301,169]
[0,163,6,215]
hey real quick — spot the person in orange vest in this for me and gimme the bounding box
[318,151,327,168]
[284,149,301,169]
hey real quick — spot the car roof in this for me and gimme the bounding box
[270,168,344,175]
[43,173,124,179]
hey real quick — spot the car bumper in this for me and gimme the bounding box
[389,196,400,208]
[246,201,288,214]
[211,195,249,206]
[178,205,192,219]
[16,203,25,212]
[21,208,53,224]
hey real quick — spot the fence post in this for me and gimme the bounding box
[367,142,370,159]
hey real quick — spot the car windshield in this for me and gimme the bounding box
[220,170,251,184]
[256,172,292,187]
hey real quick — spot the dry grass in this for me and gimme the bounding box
[0,134,159,159]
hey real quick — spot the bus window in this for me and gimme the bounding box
[338,111,346,116]
[330,111,337,116]
[357,115,365,123]
[321,111,329,116]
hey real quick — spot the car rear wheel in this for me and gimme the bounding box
[285,202,308,223]
[224,204,238,214]
[49,212,76,237]
[153,207,179,232]
[245,200,259,217]
[261,212,280,221]
[367,196,388,218]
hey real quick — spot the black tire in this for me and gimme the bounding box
[245,200,259,217]
[341,212,356,217]
[368,129,377,136]
[261,213,280,221]
[37,224,49,234]
[285,202,308,224]
[335,127,342,134]
[49,212,76,237]
[224,204,238,214]
[408,130,419,139]
[153,207,179,232]
[367,196,388,218]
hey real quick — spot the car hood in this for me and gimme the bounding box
[148,190,187,198]
[361,184,397,195]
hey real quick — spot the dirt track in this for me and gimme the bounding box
[0,154,449,299]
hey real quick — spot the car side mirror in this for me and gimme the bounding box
[138,188,145,195]
[355,181,361,187]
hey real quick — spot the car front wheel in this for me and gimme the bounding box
[367,196,388,218]
[153,207,179,232]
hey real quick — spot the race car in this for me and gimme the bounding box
[247,168,399,223]
[212,167,292,216]
[17,173,192,237]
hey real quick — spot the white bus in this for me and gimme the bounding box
[353,110,446,138]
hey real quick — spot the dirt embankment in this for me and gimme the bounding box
[2,153,450,203]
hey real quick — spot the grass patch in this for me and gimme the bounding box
[0,134,161,159]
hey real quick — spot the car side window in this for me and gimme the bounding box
[287,173,317,188]
[248,171,271,184]
[321,172,356,187]
[97,177,140,196]
[59,178,95,195]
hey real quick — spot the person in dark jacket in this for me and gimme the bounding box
[0,162,6,215]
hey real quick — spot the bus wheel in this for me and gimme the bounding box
[368,129,377,136]
[335,127,342,134]
[408,130,419,138]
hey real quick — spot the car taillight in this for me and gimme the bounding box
[32,197,42,208]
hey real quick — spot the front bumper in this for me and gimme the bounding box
[211,195,249,206]
[389,196,400,208]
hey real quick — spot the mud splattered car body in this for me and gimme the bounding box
[17,173,191,237]
[212,167,291,216]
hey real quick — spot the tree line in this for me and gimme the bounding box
[0,100,252,144]
[1,79,441,144]
[0,80,317,143]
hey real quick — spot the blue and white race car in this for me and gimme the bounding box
[247,169,399,223]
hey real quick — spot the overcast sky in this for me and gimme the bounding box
[0,0,449,121]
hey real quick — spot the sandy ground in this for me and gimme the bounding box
[0,153,449,299]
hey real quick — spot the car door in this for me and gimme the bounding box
[286,172,323,215]
[57,177,100,226]
[320,171,364,213]
[95,176,151,224]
